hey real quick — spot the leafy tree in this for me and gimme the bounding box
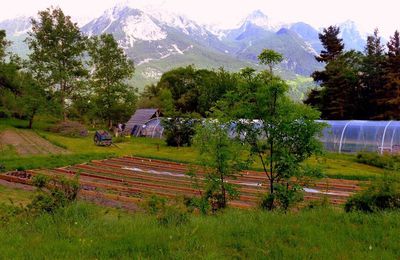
[87,34,136,127]
[193,118,250,211]
[150,66,238,117]
[16,73,51,129]
[258,49,283,74]
[218,70,324,210]
[162,114,197,147]
[26,7,87,120]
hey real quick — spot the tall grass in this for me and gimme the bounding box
[0,202,399,259]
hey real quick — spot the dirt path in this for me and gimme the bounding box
[0,129,69,155]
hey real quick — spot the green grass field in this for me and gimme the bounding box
[0,202,399,259]
[1,118,400,259]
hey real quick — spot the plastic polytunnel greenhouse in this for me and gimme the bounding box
[134,118,400,154]
[319,120,400,154]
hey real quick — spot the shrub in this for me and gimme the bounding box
[162,117,196,147]
[345,173,400,212]
[356,152,400,170]
[143,195,189,226]
[28,174,80,214]
[50,121,88,137]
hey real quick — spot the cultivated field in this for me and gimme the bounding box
[1,156,364,208]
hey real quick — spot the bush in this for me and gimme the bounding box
[50,121,88,137]
[345,173,400,212]
[143,195,189,226]
[162,117,196,147]
[356,152,400,170]
[28,174,80,214]
[260,184,304,211]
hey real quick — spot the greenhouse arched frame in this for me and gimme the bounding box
[134,118,400,154]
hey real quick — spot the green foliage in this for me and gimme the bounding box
[218,65,324,210]
[28,174,79,214]
[258,49,284,74]
[316,26,344,62]
[193,119,250,211]
[87,34,137,127]
[26,7,87,120]
[140,66,238,117]
[356,152,400,170]
[162,116,197,147]
[306,26,400,120]
[345,173,400,212]
[144,195,189,226]
[307,49,364,119]
[0,29,11,62]
[376,30,400,119]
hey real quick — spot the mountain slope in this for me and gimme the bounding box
[0,6,371,89]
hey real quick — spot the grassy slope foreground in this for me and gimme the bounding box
[0,203,399,259]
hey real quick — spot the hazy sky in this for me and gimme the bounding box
[0,0,399,37]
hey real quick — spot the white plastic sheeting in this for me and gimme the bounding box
[137,118,400,154]
[319,120,400,154]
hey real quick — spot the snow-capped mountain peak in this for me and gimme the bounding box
[243,10,269,27]
[238,9,282,31]
[123,13,167,44]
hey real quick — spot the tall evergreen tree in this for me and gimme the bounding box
[88,34,136,128]
[26,7,87,120]
[316,26,344,62]
[377,30,400,119]
[305,26,363,119]
[360,29,385,118]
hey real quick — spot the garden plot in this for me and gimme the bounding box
[0,129,68,155]
[0,156,363,208]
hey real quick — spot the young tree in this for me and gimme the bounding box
[258,49,283,74]
[88,34,136,128]
[218,70,324,210]
[26,7,87,120]
[193,118,250,211]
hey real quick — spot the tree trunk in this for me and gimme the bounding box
[28,117,33,129]
[60,89,67,121]
[220,173,226,208]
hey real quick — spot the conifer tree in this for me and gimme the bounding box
[305,26,363,119]
[360,29,385,118]
[377,30,400,119]
[316,26,344,62]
